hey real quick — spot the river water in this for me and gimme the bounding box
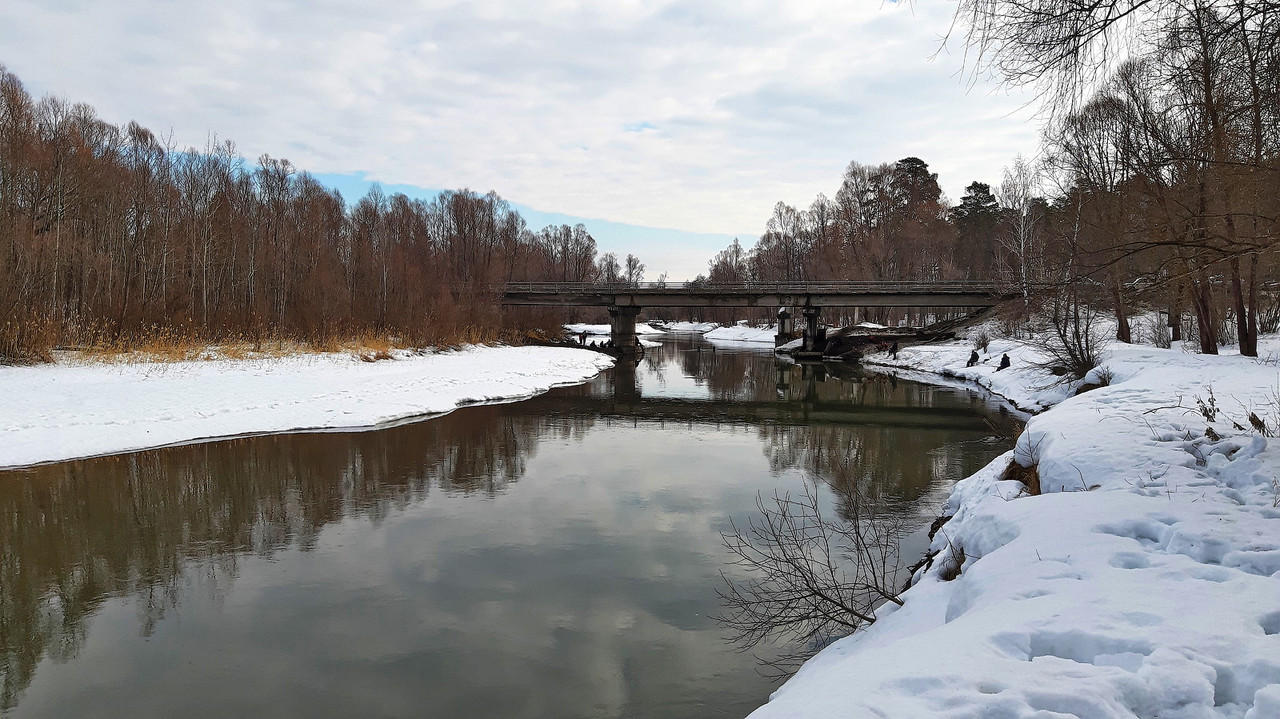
[0,337,1015,718]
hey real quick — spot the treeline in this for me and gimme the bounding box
[695,156,1040,324]
[0,66,644,362]
[715,0,1280,356]
[701,156,1011,286]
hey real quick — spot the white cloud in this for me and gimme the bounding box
[1,0,1042,241]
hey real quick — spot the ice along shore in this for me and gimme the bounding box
[0,346,615,470]
[751,332,1280,718]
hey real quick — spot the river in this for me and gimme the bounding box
[0,336,1016,718]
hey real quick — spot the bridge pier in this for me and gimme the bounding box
[775,308,794,347]
[608,305,643,359]
[801,307,825,353]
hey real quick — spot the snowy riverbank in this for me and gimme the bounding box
[751,333,1280,718]
[0,346,615,469]
[704,322,777,344]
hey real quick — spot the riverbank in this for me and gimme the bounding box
[751,333,1280,718]
[0,346,615,469]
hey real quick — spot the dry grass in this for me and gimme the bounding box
[0,315,56,365]
[73,325,305,364]
[1000,455,1041,496]
[8,314,529,366]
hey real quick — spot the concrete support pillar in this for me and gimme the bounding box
[608,305,643,359]
[802,307,821,353]
[775,307,794,347]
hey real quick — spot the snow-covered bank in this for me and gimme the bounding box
[867,336,1076,413]
[564,322,665,336]
[0,346,615,469]
[704,323,777,344]
[654,320,720,333]
[751,335,1280,718]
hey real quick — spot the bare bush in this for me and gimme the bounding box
[1259,292,1280,335]
[1148,313,1172,349]
[1028,289,1104,382]
[970,327,992,352]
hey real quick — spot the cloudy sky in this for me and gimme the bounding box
[2,0,1042,279]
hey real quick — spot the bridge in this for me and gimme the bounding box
[501,281,1014,356]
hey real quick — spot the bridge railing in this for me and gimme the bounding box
[502,281,1008,294]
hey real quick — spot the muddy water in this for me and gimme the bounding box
[0,337,1015,718]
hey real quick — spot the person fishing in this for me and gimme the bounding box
[967,350,980,367]
[996,353,1011,372]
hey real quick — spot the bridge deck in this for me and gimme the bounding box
[501,282,1013,308]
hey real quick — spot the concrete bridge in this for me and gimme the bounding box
[501,281,1014,356]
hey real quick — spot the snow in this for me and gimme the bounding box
[750,332,1280,719]
[704,323,778,344]
[654,320,720,333]
[865,335,1073,413]
[563,322,665,336]
[0,346,614,469]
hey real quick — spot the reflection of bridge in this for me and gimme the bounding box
[506,393,992,431]
[501,282,1014,355]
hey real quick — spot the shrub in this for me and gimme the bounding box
[1029,289,1104,382]
[0,315,55,365]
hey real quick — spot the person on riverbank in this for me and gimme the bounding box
[889,340,899,359]
[996,353,1010,371]
[967,350,980,367]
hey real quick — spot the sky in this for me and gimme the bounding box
[1,0,1042,280]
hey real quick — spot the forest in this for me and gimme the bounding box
[0,64,640,362]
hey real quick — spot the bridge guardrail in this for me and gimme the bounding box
[502,281,1010,294]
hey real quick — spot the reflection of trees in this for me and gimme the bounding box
[758,419,1008,515]
[0,405,574,711]
[682,349,776,401]
[758,369,1015,517]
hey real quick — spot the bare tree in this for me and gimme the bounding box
[595,251,621,283]
[997,155,1045,304]
[623,253,644,286]
[715,479,906,676]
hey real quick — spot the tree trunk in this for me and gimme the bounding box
[1230,256,1256,356]
[1111,278,1130,344]
[1189,272,1217,355]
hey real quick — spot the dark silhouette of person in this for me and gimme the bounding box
[967,350,980,367]
[580,331,587,345]
[996,353,1011,372]
[889,339,899,359]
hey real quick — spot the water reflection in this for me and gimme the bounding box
[0,337,1013,717]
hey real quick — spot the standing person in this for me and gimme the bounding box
[580,330,588,345]
[996,353,1011,372]
[889,339,899,360]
